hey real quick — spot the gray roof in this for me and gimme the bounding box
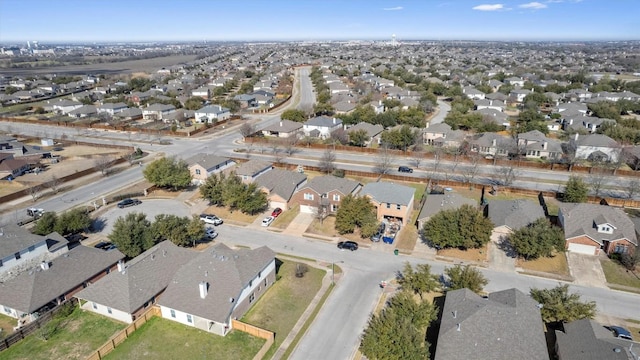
[555,319,637,360]
[417,193,476,222]
[234,159,273,177]
[299,175,361,196]
[114,108,142,118]
[0,246,124,313]
[195,105,229,115]
[487,199,546,230]
[435,288,549,360]
[360,181,415,206]
[304,116,342,127]
[575,134,619,148]
[0,224,66,260]
[559,203,637,246]
[145,103,175,112]
[184,153,233,171]
[424,122,452,134]
[470,132,512,148]
[518,130,547,142]
[74,241,196,313]
[158,243,275,323]
[255,168,307,201]
[261,119,303,133]
[347,122,384,138]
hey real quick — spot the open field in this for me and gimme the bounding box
[0,308,125,360]
[242,260,325,359]
[102,316,264,360]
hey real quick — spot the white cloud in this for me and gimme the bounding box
[519,2,548,9]
[383,6,403,11]
[472,4,505,11]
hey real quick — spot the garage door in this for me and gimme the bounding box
[300,205,315,214]
[568,243,597,255]
[269,201,287,210]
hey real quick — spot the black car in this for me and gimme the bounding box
[398,166,413,173]
[117,198,142,208]
[94,241,110,249]
[337,241,359,251]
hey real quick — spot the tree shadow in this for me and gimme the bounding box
[426,294,446,360]
[91,217,108,232]
[496,234,518,259]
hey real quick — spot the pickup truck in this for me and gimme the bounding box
[27,208,45,218]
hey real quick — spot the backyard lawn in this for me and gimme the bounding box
[242,260,325,359]
[0,314,16,339]
[102,316,264,360]
[0,308,125,360]
[601,258,640,291]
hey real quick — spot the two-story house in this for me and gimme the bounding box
[303,116,343,140]
[291,175,361,214]
[194,105,231,124]
[234,159,273,184]
[142,103,176,121]
[184,153,235,185]
[360,181,415,226]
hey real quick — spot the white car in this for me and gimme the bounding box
[205,228,218,240]
[261,216,275,227]
[200,214,223,226]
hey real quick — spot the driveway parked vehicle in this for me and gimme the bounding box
[200,214,223,226]
[610,326,633,340]
[117,198,142,208]
[338,241,359,251]
[205,228,218,240]
[398,166,413,173]
[262,216,275,227]
[271,208,283,218]
[371,223,385,242]
[94,241,110,249]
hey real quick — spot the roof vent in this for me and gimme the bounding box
[456,323,461,331]
[452,311,457,318]
[40,261,50,270]
[229,297,235,303]
[614,348,621,353]
[163,250,167,257]
[199,281,209,299]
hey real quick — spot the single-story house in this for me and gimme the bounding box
[360,181,415,226]
[571,134,621,163]
[555,319,638,360]
[347,122,384,146]
[416,192,476,230]
[485,199,546,233]
[261,120,303,138]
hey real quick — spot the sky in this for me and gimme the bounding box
[0,0,638,43]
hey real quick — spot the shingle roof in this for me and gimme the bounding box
[157,244,275,323]
[435,288,549,360]
[234,159,273,177]
[417,193,476,222]
[347,122,384,138]
[74,241,196,313]
[0,246,124,313]
[360,181,415,206]
[184,153,233,171]
[555,319,635,360]
[298,175,361,196]
[255,168,307,201]
[575,134,619,148]
[0,224,64,260]
[261,120,303,133]
[487,199,545,230]
[304,116,342,127]
[559,203,637,246]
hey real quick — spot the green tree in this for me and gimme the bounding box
[200,172,226,205]
[238,182,268,215]
[348,129,370,147]
[380,125,419,150]
[151,214,192,247]
[32,212,57,235]
[143,156,192,191]
[281,109,308,122]
[444,264,488,294]
[398,262,440,300]
[184,96,205,110]
[563,175,588,203]
[335,195,378,237]
[54,208,92,235]
[509,218,565,260]
[530,284,596,324]
[422,204,492,249]
[108,212,153,257]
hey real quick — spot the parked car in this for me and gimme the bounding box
[94,241,110,249]
[262,216,275,227]
[27,208,45,218]
[610,326,633,340]
[337,241,359,251]
[271,208,283,218]
[398,166,413,173]
[104,243,117,251]
[117,198,141,208]
[200,214,223,226]
[204,228,218,240]
[371,223,386,242]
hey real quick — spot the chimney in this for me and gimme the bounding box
[425,122,430,129]
[117,259,125,273]
[199,281,209,299]
[40,261,50,270]
[542,141,548,150]
[378,100,382,105]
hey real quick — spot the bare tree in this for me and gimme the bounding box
[94,155,113,176]
[239,122,256,139]
[461,153,482,184]
[431,146,445,179]
[330,128,349,146]
[28,185,41,202]
[624,179,640,200]
[318,148,336,174]
[45,175,61,194]
[244,143,253,159]
[284,136,299,156]
[270,144,284,164]
[373,146,394,175]
[492,165,519,186]
[410,148,424,169]
[587,165,608,197]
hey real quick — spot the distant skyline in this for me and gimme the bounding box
[1,0,639,43]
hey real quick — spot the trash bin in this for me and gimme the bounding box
[394,249,399,256]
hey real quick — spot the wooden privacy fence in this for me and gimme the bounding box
[85,306,161,360]
[231,319,274,360]
[0,298,78,352]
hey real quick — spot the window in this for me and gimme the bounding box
[333,194,340,201]
[187,314,193,324]
[614,244,628,254]
[331,204,338,212]
[170,309,176,318]
[14,252,20,260]
[195,169,201,175]
[0,259,3,267]
[386,203,391,209]
[92,302,97,310]
[396,204,401,210]
[249,293,255,303]
[107,307,112,314]
[3,306,10,314]
[304,193,314,200]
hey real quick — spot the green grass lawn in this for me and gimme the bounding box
[600,259,640,290]
[0,314,16,339]
[102,316,264,360]
[0,308,126,360]
[241,260,325,359]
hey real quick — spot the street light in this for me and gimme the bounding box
[332,261,344,285]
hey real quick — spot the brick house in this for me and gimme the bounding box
[184,153,235,185]
[291,175,361,214]
[254,168,307,210]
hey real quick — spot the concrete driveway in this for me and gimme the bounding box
[283,212,315,236]
[488,229,516,272]
[567,252,608,288]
